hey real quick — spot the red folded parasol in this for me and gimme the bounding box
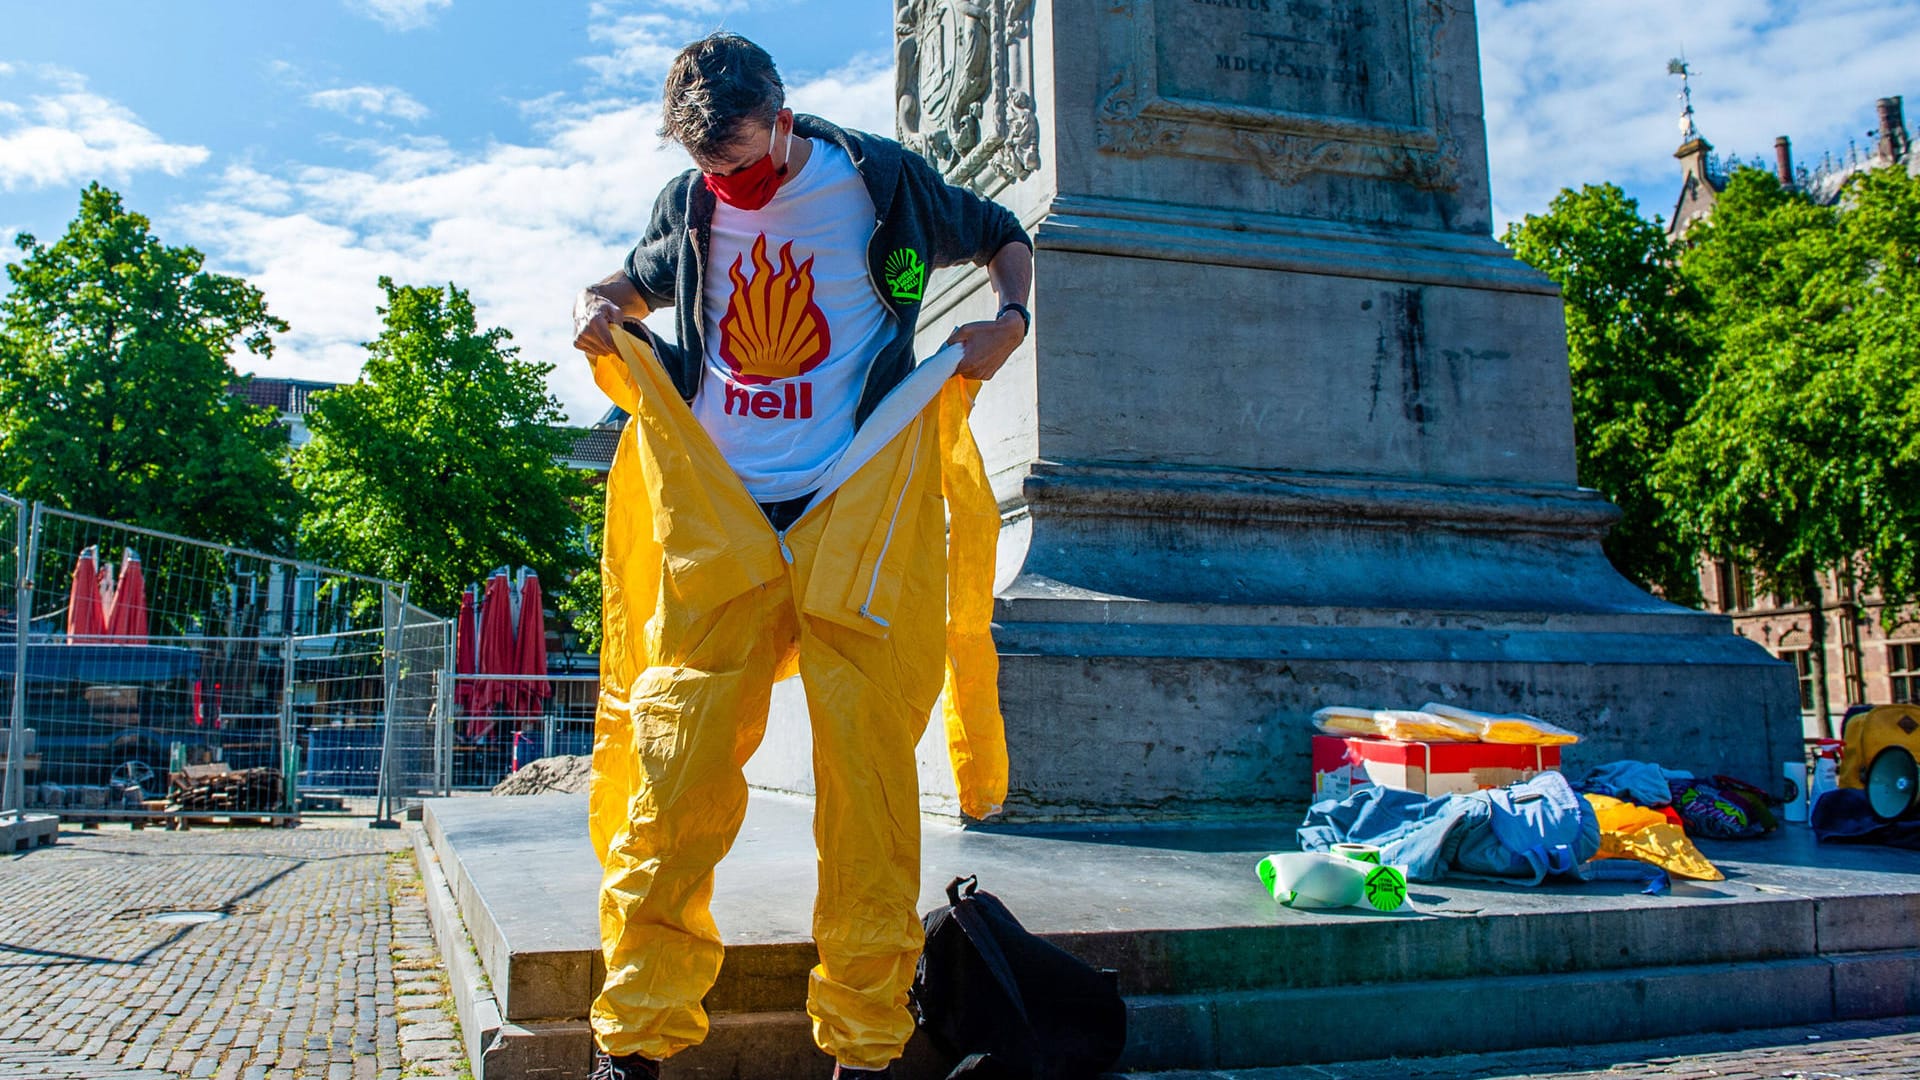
[469,571,516,740]
[104,548,148,643]
[510,572,550,717]
[454,588,478,717]
[67,546,104,641]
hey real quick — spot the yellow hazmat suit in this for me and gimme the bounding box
[586,325,1008,1067]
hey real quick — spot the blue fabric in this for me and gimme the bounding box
[1811,788,1920,849]
[1477,772,1602,885]
[1299,772,1600,885]
[1299,785,1486,883]
[1576,760,1679,807]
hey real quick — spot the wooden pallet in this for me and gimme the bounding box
[168,763,286,818]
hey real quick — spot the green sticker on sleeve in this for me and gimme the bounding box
[884,248,925,302]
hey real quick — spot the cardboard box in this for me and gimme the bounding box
[1312,734,1561,800]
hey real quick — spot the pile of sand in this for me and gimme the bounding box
[491,754,592,796]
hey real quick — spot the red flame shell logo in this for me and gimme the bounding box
[718,235,832,385]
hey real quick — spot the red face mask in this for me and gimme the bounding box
[703,125,789,211]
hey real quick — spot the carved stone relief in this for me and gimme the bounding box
[896,0,1040,193]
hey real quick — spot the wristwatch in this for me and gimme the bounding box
[997,302,1031,337]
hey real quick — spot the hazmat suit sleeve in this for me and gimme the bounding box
[937,378,1008,820]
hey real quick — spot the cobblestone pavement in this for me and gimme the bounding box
[0,820,464,1080]
[1165,1015,1920,1079]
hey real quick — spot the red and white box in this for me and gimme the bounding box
[1312,734,1561,800]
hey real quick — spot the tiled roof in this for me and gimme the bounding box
[565,426,622,467]
[231,377,341,414]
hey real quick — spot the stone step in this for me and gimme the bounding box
[419,792,1920,1079]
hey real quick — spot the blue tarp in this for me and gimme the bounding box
[0,642,203,684]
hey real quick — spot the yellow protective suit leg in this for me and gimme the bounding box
[781,421,950,1069]
[590,573,799,1059]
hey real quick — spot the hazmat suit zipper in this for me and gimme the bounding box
[773,415,924,626]
[855,418,924,628]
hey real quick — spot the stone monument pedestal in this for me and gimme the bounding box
[418,793,1920,1079]
[749,0,1798,820]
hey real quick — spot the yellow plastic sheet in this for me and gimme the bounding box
[1312,706,1481,742]
[1420,702,1581,746]
[1585,794,1724,881]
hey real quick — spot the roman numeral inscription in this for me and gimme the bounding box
[1166,0,1415,126]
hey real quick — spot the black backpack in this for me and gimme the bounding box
[911,876,1128,1080]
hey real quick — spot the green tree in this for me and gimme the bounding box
[1502,183,1704,602]
[1658,165,1920,731]
[552,483,605,656]
[0,183,293,550]
[1839,167,1920,608]
[294,278,591,614]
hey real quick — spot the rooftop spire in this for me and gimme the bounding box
[1668,56,1701,144]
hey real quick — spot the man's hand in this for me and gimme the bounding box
[574,271,651,358]
[947,309,1026,381]
[573,290,623,358]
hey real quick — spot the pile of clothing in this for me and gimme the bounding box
[1299,760,1779,888]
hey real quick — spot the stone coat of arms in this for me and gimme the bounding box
[895,0,1040,194]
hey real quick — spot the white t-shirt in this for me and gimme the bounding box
[693,139,890,503]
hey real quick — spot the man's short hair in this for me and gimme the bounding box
[659,33,786,162]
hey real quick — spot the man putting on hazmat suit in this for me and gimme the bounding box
[570,32,1030,1080]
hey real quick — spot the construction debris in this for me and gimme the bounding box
[167,763,284,814]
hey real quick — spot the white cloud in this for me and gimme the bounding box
[1478,0,1920,228]
[788,56,895,136]
[308,85,430,123]
[581,8,701,87]
[0,66,208,192]
[575,0,774,87]
[180,59,896,423]
[345,0,451,32]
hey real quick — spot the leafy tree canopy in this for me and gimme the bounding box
[0,183,293,550]
[552,481,605,657]
[1654,165,1920,727]
[293,278,591,614]
[1659,167,1914,603]
[1502,183,1704,602]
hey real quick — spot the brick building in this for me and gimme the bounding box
[1672,94,1917,736]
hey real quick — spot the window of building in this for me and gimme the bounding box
[1780,649,1815,712]
[1713,560,1756,611]
[1892,643,1920,704]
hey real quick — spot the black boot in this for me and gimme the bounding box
[591,1052,663,1080]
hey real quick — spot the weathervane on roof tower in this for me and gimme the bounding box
[1668,56,1700,143]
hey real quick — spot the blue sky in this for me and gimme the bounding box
[2,0,1916,422]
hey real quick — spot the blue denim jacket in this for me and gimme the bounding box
[1299,773,1599,884]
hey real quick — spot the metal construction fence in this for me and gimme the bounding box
[0,500,455,824]
[446,673,596,789]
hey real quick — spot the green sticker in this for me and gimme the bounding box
[884,247,925,302]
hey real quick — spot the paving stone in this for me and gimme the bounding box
[0,821,438,1078]
[398,1039,461,1063]
[398,1022,456,1045]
